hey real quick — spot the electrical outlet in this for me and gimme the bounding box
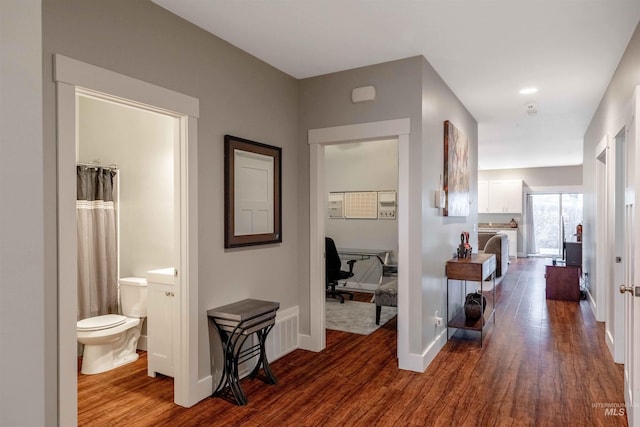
[435,310,443,327]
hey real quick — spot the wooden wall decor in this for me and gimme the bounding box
[443,120,470,217]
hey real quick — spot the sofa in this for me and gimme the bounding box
[478,232,509,278]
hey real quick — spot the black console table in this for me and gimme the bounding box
[207,299,280,405]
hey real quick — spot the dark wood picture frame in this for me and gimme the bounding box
[224,135,282,248]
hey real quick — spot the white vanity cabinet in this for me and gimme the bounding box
[146,268,176,378]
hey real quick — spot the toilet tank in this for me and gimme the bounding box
[119,277,148,318]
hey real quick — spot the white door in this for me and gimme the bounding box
[622,88,639,426]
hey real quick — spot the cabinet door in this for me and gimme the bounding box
[488,180,522,213]
[147,283,175,377]
[488,181,507,212]
[478,180,489,213]
[503,180,523,213]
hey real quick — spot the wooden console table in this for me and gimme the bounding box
[545,261,581,301]
[207,299,279,405]
[445,253,496,346]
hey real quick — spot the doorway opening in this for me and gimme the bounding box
[323,139,399,336]
[307,118,413,370]
[55,55,200,425]
[527,193,583,258]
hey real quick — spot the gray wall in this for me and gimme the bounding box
[43,0,299,380]
[583,23,640,296]
[0,1,52,425]
[298,56,478,354]
[78,96,175,277]
[479,165,583,189]
[298,56,424,337]
[325,139,398,284]
[419,58,478,351]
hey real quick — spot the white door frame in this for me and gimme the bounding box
[54,55,200,425]
[306,118,411,367]
[595,135,608,324]
[623,86,640,427]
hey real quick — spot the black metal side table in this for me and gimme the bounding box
[207,299,280,405]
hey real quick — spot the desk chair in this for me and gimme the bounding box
[325,237,356,303]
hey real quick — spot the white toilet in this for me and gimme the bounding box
[77,277,148,375]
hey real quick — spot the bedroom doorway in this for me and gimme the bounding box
[323,139,399,336]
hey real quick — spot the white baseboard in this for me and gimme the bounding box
[399,327,448,372]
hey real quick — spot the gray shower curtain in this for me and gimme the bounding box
[77,165,118,320]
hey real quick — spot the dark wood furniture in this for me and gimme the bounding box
[545,262,581,301]
[207,299,279,405]
[446,253,496,346]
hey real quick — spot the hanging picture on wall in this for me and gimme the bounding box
[224,135,282,248]
[443,120,470,217]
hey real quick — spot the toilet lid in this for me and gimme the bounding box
[77,314,127,331]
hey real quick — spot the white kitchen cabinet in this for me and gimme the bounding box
[500,229,518,258]
[487,180,522,213]
[146,268,176,378]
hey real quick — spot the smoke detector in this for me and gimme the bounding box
[526,102,538,116]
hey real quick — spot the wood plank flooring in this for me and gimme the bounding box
[78,258,627,426]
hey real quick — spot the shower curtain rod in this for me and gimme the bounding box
[77,161,118,171]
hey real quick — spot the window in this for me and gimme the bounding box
[529,193,582,257]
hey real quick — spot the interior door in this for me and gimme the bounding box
[622,88,638,426]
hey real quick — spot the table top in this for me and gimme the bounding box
[337,248,391,256]
[446,253,496,281]
[207,298,280,322]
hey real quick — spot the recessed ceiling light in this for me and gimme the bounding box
[520,87,538,95]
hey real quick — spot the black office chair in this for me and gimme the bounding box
[325,237,356,303]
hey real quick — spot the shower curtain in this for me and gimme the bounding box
[77,165,118,320]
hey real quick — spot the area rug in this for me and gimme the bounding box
[325,299,397,335]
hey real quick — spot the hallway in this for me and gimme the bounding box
[78,258,626,426]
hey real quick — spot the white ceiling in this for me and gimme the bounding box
[152,0,640,170]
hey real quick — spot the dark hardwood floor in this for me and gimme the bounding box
[78,258,626,426]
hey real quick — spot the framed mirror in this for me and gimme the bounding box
[224,134,282,248]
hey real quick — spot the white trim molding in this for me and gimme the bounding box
[306,118,412,371]
[54,55,201,420]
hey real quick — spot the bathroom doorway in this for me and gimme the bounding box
[55,55,200,425]
[77,93,176,352]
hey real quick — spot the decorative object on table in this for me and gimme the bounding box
[510,218,518,228]
[576,223,583,242]
[457,231,472,258]
[443,120,470,217]
[224,135,282,248]
[464,292,486,321]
